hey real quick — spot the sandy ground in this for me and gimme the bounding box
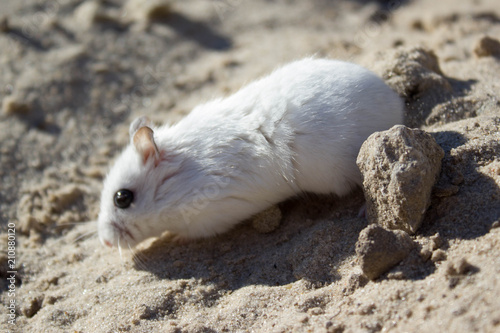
[1,0,500,332]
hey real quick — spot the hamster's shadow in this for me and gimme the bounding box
[133,192,368,290]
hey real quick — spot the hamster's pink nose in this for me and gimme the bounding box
[103,239,113,247]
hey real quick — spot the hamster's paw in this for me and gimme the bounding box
[251,205,282,234]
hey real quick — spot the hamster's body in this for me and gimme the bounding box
[98,58,403,248]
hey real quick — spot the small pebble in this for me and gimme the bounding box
[420,246,432,261]
[431,249,447,262]
[446,258,478,276]
[430,233,443,250]
[474,35,500,58]
[356,225,415,280]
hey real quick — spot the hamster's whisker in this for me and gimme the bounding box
[129,244,142,267]
[72,230,98,243]
[40,222,98,254]
[118,239,123,260]
[57,221,97,226]
[131,248,149,271]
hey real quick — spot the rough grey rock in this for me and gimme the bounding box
[355,224,415,280]
[357,125,444,234]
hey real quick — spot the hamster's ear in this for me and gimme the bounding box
[129,116,153,140]
[133,126,160,166]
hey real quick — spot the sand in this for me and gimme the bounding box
[1,0,499,332]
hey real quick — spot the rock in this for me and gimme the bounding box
[357,125,444,234]
[429,233,443,250]
[419,246,432,261]
[373,47,452,127]
[356,224,415,280]
[251,205,282,233]
[430,249,447,262]
[474,36,500,58]
[376,46,447,86]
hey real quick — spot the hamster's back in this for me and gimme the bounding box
[277,58,403,195]
[163,57,403,205]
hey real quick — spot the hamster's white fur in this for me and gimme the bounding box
[98,58,403,248]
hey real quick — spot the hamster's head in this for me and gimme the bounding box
[98,116,174,248]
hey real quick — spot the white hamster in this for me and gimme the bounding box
[98,57,403,248]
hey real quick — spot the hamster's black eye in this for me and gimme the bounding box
[114,189,134,209]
